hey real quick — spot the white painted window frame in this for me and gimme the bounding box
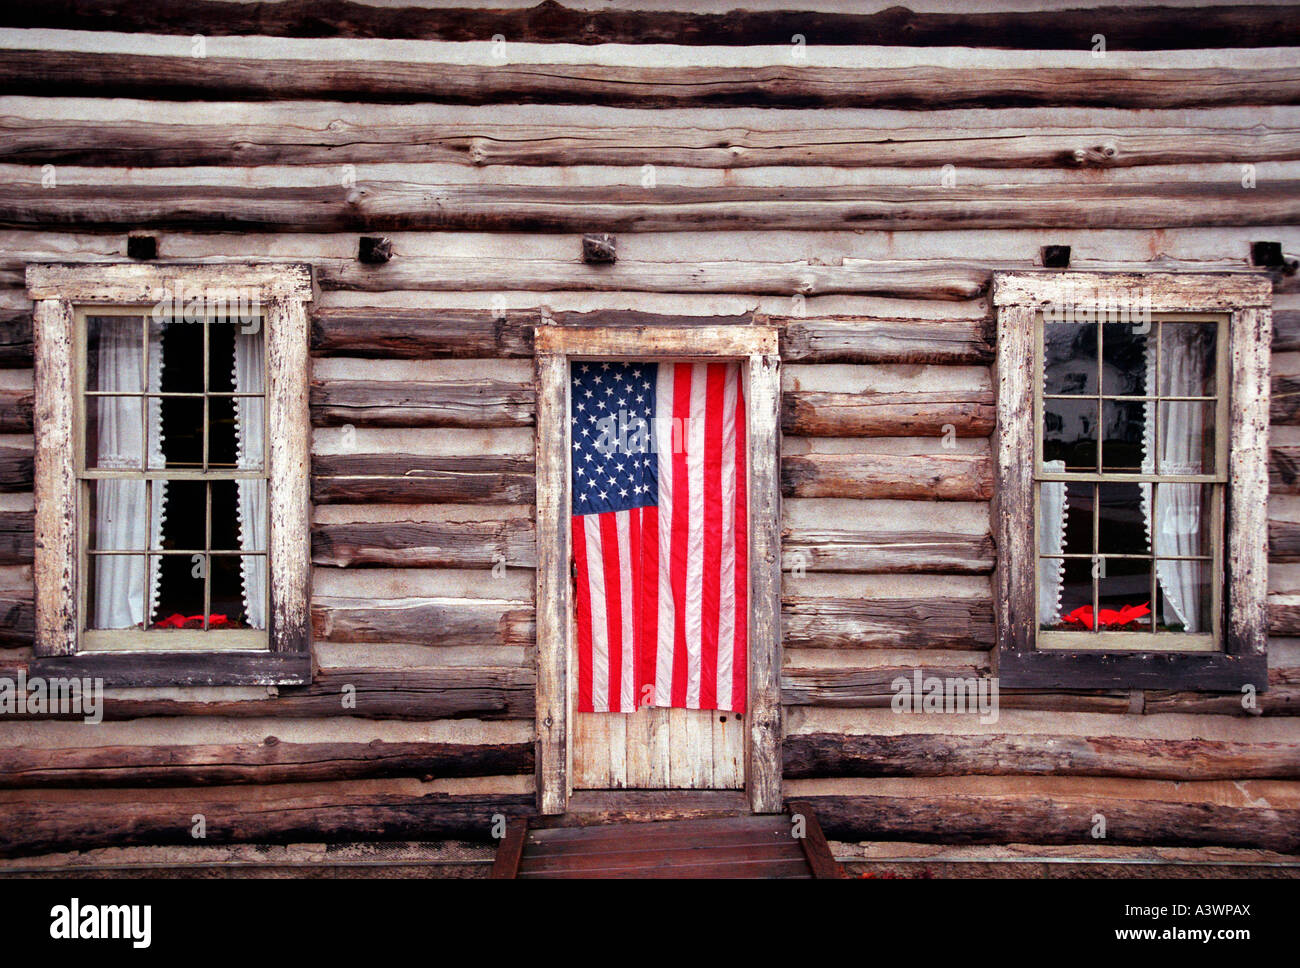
[25,263,314,686]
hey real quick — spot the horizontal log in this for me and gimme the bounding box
[8,116,1298,171]
[782,389,994,437]
[0,739,534,788]
[783,596,994,650]
[1273,374,1300,425]
[784,732,1300,781]
[9,2,1300,49]
[5,181,1299,232]
[312,596,535,648]
[777,315,993,365]
[1271,446,1300,493]
[1271,519,1300,561]
[0,792,535,858]
[0,447,32,493]
[0,666,536,721]
[311,379,534,428]
[312,454,536,504]
[0,388,31,433]
[313,517,536,569]
[311,308,994,364]
[781,528,993,575]
[783,665,1300,715]
[1273,310,1300,352]
[0,510,32,566]
[782,452,993,501]
[1270,596,1300,635]
[0,595,33,647]
[800,793,1300,853]
[3,51,1300,109]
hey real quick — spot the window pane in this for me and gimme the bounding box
[88,479,149,552]
[1101,400,1146,472]
[1043,397,1096,471]
[86,552,149,630]
[85,394,144,470]
[1098,556,1154,632]
[1152,482,1213,559]
[1156,400,1215,475]
[1159,321,1217,398]
[1046,556,1094,630]
[151,552,206,629]
[156,479,205,550]
[1154,558,1213,633]
[209,554,264,630]
[86,315,145,393]
[1101,321,1150,397]
[1044,321,1096,394]
[1097,481,1147,555]
[211,479,266,552]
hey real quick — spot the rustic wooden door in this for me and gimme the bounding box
[572,706,745,789]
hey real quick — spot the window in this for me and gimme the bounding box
[26,264,313,686]
[993,272,1271,691]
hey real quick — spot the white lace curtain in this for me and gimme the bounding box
[93,317,166,629]
[1141,327,1207,632]
[234,328,268,630]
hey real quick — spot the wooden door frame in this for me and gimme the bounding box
[534,325,783,815]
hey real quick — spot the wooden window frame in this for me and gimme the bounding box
[533,325,783,815]
[25,263,314,687]
[992,272,1272,691]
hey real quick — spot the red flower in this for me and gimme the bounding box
[1062,601,1151,630]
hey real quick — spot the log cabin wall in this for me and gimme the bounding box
[1,0,1299,869]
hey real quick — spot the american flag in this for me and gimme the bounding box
[571,360,748,714]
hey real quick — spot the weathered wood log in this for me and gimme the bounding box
[1270,446,1300,493]
[0,388,32,433]
[0,311,32,368]
[8,1,1300,49]
[0,447,33,492]
[311,308,994,364]
[783,596,994,650]
[0,595,33,647]
[8,116,1298,171]
[312,454,536,504]
[777,315,994,365]
[782,453,993,501]
[4,181,1298,232]
[0,666,536,721]
[311,379,535,428]
[1269,595,1300,635]
[3,50,1300,109]
[313,518,536,569]
[783,390,994,437]
[0,792,536,858]
[783,665,1300,715]
[313,308,535,358]
[1270,519,1300,561]
[0,739,534,789]
[0,510,33,566]
[1272,310,1300,352]
[312,596,535,648]
[782,528,993,575]
[784,732,1300,781]
[1272,374,1300,425]
[800,793,1300,853]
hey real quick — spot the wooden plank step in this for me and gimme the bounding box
[493,804,845,878]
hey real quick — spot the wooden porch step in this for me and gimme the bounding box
[491,800,843,879]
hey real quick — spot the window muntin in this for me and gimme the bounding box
[77,308,269,651]
[1034,312,1229,652]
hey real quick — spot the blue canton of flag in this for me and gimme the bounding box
[571,361,659,515]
